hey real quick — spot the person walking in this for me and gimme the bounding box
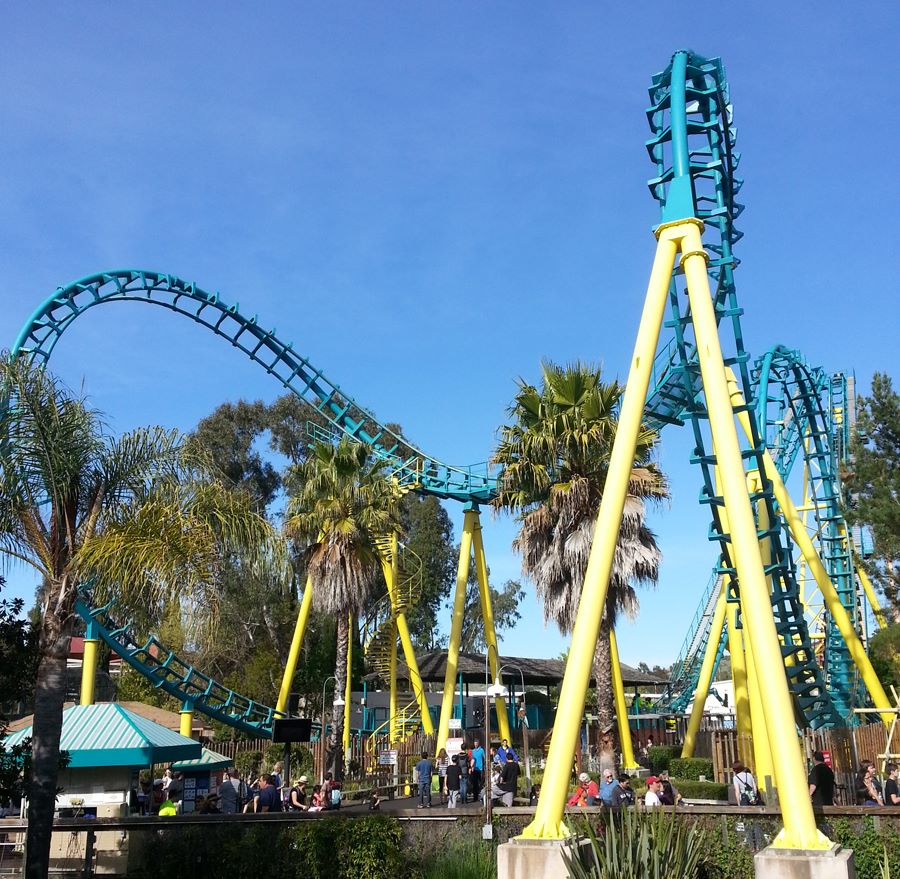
[436,747,450,804]
[458,749,469,803]
[808,751,835,807]
[446,755,462,808]
[732,761,760,806]
[289,777,309,811]
[217,768,244,815]
[416,751,434,809]
[470,738,486,804]
[884,763,899,806]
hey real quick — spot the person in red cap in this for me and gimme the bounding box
[644,776,663,807]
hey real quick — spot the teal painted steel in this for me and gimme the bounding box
[170,747,233,771]
[2,703,200,768]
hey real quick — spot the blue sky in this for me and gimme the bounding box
[1,3,897,669]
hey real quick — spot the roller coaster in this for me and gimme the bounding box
[9,48,889,844]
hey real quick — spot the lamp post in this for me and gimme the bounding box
[484,645,509,836]
[320,676,346,783]
[498,663,530,788]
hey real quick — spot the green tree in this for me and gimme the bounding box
[285,439,401,780]
[0,355,280,879]
[844,372,900,617]
[459,571,525,652]
[492,361,666,765]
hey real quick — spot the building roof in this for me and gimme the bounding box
[3,702,201,768]
[384,650,666,688]
[170,747,233,772]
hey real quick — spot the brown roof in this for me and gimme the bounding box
[383,650,666,688]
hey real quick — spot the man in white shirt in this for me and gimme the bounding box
[644,776,663,807]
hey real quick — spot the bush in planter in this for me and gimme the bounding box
[673,779,729,801]
[647,745,681,772]
[669,757,714,780]
[565,808,707,879]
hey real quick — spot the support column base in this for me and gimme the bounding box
[497,837,592,879]
[754,844,855,879]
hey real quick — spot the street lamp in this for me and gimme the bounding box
[483,645,509,837]
[498,663,531,788]
[320,676,346,783]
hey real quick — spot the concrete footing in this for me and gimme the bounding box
[497,836,593,879]
[754,844,855,879]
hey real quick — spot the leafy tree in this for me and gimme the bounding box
[844,372,900,617]
[0,354,280,879]
[459,567,525,652]
[492,361,666,765]
[868,624,900,693]
[285,439,401,780]
[401,494,456,649]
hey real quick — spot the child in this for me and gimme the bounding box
[369,790,381,811]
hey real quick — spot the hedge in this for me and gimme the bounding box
[647,745,681,772]
[669,758,714,781]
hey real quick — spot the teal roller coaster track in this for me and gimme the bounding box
[10,49,876,738]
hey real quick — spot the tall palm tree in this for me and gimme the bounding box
[492,361,666,765]
[0,354,281,879]
[284,438,401,780]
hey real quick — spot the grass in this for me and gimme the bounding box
[421,840,496,879]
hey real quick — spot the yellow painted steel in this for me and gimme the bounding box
[857,565,888,629]
[79,638,99,706]
[609,627,638,769]
[743,605,775,793]
[681,581,728,759]
[389,621,398,743]
[180,709,193,738]
[472,516,512,744]
[276,575,315,715]
[681,222,829,848]
[381,532,434,736]
[521,226,680,840]
[727,599,752,741]
[435,508,477,755]
[725,369,893,726]
[343,613,353,754]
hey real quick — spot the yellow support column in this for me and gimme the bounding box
[276,576,314,715]
[681,582,728,758]
[180,702,194,738]
[609,628,638,769]
[471,516,512,744]
[857,565,888,630]
[725,369,894,726]
[343,613,353,755]
[435,507,477,755]
[743,609,775,792]
[681,221,828,849]
[389,622,398,744]
[727,599,752,741]
[79,626,99,706]
[522,227,679,841]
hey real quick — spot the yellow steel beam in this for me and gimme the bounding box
[472,516,512,744]
[681,581,728,758]
[389,621,398,743]
[521,224,681,841]
[276,576,314,715]
[609,627,639,768]
[857,565,888,630]
[435,507,477,755]
[343,612,353,755]
[682,223,828,849]
[79,637,99,706]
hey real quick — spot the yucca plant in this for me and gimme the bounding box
[564,809,706,879]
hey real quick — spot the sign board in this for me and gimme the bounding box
[446,737,465,756]
[272,717,312,743]
[378,750,398,766]
[822,750,832,768]
[448,718,462,730]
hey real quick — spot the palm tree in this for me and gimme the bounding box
[0,354,281,879]
[284,438,401,780]
[492,361,666,765]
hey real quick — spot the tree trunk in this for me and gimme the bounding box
[26,610,72,879]
[326,613,348,782]
[593,613,617,774]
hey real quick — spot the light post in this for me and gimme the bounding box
[484,645,509,836]
[320,676,346,783]
[498,663,530,788]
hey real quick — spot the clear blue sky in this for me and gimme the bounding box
[1,3,897,669]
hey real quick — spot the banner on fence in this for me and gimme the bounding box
[379,750,398,766]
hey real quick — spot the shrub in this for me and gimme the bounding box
[673,779,729,801]
[566,809,707,879]
[647,745,681,772]
[421,839,495,879]
[831,816,900,879]
[234,749,264,778]
[669,758,714,780]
